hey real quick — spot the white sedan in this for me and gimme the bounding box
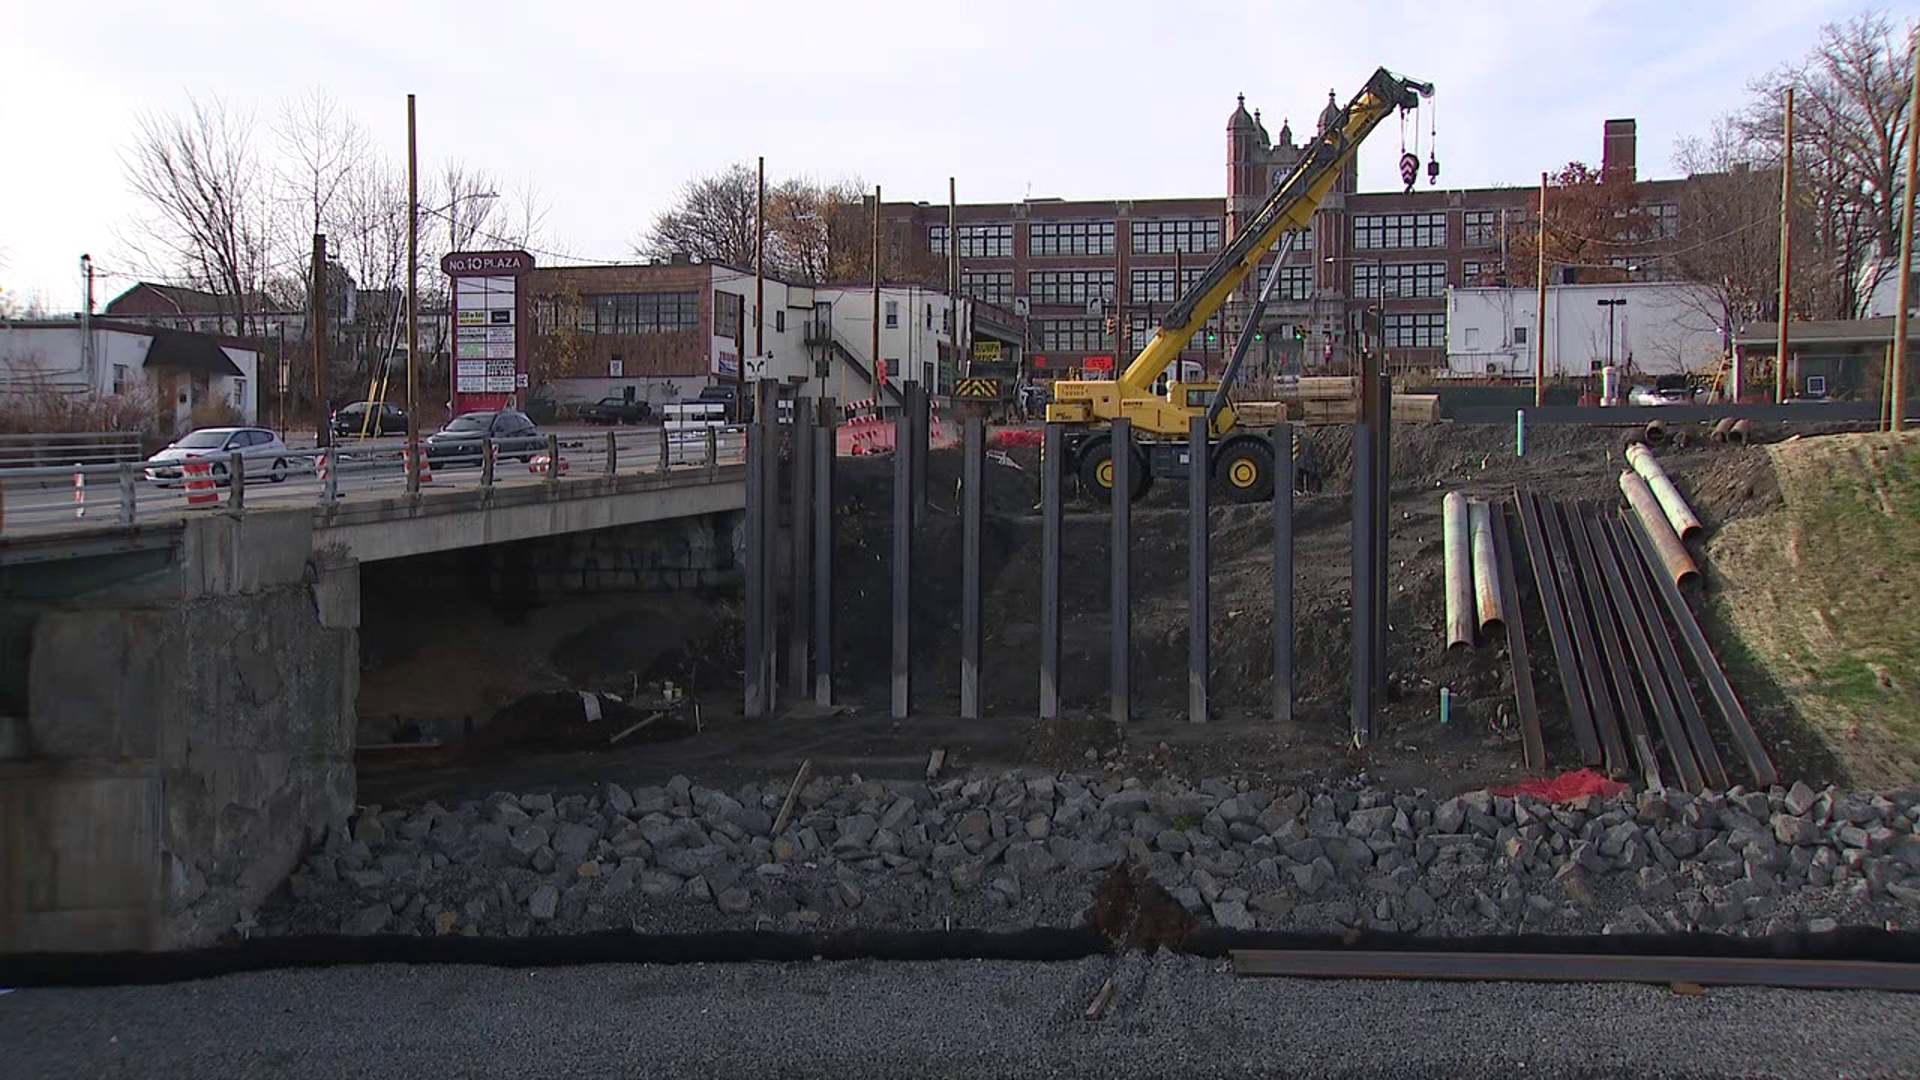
[145,427,292,486]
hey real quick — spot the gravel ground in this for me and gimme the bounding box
[4,955,1918,1079]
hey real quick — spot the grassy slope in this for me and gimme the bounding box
[1710,432,1920,787]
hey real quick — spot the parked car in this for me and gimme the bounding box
[578,396,654,425]
[424,410,543,465]
[695,383,742,422]
[331,401,409,438]
[145,427,291,486]
[1627,374,1699,407]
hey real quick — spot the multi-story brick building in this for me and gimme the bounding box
[886,93,1686,376]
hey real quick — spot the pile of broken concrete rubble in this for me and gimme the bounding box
[262,771,1920,942]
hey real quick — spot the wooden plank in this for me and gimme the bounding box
[1491,502,1545,771]
[769,758,813,838]
[1231,950,1920,992]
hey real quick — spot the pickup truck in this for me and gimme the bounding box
[578,396,654,425]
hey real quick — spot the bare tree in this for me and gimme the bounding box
[1503,161,1645,286]
[117,95,271,336]
[429,160,505,258]
[640,164,759,267]
[1740,10,1916,302]
[490,180,551,252]
[275,90,365,252]
[765,176,878,281]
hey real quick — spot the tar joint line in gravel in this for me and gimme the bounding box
[264,770,1920,942]
[4,956,1920,1079]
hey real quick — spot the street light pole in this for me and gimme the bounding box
[1597,298,1626,369]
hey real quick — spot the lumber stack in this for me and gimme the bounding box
[1232,400,1289,426]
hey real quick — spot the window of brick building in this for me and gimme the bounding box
[1352,261,1447,299]
[1353,212,1446,250]
[1038,318,1106,351]
[1463,209,1498,247]
[1129,267,1207,304]
[1129,218,1222,255]
[1384,311,1446,349]
[930,223,1013,258]
[960,271,1012,304]
[1029,221,1115,257]
[1029,269,1115,306]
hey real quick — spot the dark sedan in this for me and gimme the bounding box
[424,410,544,465]
[578,396,654,425]
[331,401,409,438]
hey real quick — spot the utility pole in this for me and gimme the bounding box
[948,176,958,391]
[1776,85,1794,404]
[312,233,329,448]
[755,156,765,360]
[405,93,420,491]
[1534,171,1548,406]
[871,184,882,404]
[1892,31,1920,433]
[80,254,94,389]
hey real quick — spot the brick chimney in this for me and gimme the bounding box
[1603,119,1637,181]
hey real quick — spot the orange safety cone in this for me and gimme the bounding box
[406,441,434,484]
[184,460,220,507]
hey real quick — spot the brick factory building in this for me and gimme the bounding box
[885,93,1685,377]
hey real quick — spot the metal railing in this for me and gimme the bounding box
[0,424,749,538]
[0,432,146,470]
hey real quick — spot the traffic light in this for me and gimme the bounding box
[1103,315,1117,337]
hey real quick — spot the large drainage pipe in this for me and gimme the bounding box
[1442,492,1474,649]
[1728,418,1753,445]
[1625,443,1702,541]
[1468,499,1505,633]
[1619,470,1699,587]
[1710,417,1735,443]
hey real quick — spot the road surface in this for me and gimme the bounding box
[2,954,1915,1078]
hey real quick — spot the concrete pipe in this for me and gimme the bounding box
[1710,417,1735,443]
[1468,499,1505,634]
[1728,418,1753,445]
[1620,470,1699,587]
[1625,443,1703,541]
[1644,419,1670,445]
[1442,491,1474,649]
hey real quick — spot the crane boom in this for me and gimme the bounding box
[1114,68,1433,396]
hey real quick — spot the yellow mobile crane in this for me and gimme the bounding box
[1047,68,1435,502]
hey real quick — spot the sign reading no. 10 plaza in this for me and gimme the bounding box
[443,250,535,413]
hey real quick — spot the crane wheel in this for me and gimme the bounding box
[1212,437,1275,503]
[1075,433,1149,503]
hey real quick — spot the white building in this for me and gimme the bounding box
[0,318,259,431]
[1444,281,1724,379]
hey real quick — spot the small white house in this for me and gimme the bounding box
[0,318,259,431]
[1444,281,1725,379]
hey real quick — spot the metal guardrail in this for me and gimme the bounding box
[0,432,146,469]
[0,424,749,538]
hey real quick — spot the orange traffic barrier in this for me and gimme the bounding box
[184,460,220,507]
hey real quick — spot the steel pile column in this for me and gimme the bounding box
[1374,372,1391,706]
[813,399,837,707]
[757,379,780,713]
[1350,408,1375,746]
[960,417,985,719]
[891,415,914,720]
[1188,415,1210,724]
[1039,423,1064,721]
[788,397,814,699]
[743,386,768,719]
[1273,422,1294,725]
[1111,418,1133,727]
[911,380,930,526]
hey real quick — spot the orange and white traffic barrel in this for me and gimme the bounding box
[184,461,220,507]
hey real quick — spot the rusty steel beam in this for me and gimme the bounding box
[1596,513,1711,792]
[1620,470,1699,588]
[1605,514,1729,790]
[1586,513,1703,793]
[1567,503,1663,789]
[1540,495,1628,774]
[1230,950,1920,992]
[1491,502,1545,771]
[1622,509,1778,788]
[1514,489,1600,766]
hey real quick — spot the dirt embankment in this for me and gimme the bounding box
[1711,432,1920,787]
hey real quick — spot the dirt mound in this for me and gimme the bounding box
[1710,431,1920,787]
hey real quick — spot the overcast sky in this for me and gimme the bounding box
[0,0,1905,309]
